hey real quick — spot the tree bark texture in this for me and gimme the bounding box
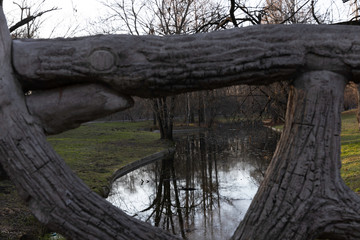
[26,84,134,134]
[0,6,178,240]
[12,24,360,97]
[1,6,360,239]
[231,71,360,240]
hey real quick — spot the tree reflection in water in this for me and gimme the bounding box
[107,126,279,239]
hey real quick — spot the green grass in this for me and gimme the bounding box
[272,124,284,131]
[47,121,170,196]
[340,110,360,193]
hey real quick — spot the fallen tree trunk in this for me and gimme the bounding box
[12,24,360,97]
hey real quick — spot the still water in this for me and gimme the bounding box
[107,126,279,239]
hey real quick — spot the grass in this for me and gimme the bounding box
[271,124,284,132]
[340,110,360,193]
[47,121,171,196]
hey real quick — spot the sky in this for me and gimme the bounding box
[2,0,357,38]
[4,0,105,38]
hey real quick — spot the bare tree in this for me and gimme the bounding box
[8,0,58,38]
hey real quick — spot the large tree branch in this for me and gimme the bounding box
[12,24,360,98]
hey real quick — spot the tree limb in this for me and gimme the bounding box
[9,7,59,33]
[279,0,311,24]
[26,84,134,135]
[230,0,238,27]
[12,24,360,98]
[311,0,322,24]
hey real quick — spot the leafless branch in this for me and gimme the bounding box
[178,0,192,34]
[230,0,238,27]
[311,0,322,24]
[279,0,311,24]
[237,4,261,25]
[9,7,59,33]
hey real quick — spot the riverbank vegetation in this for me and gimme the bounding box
[47,121,172,196]
[340,110,360,193]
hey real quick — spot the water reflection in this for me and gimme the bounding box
[107,126,279,239]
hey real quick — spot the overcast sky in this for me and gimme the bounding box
[3,0,356,38]
[4,0,105,38]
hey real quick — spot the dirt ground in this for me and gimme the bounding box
[0,179,46,240]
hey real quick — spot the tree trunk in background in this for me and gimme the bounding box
[231,71,360,240]
[205,90,217,128]
[0,163,8,180]
[357,84,360,130]
[153,97,175,140]
[185,93,195,125]
[198,92,205,126]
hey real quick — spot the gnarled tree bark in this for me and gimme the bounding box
[26,84,134,135]
[12,24,360,97]
[231,71,360,240]
[0,5,178,240]
[1,3,360,239]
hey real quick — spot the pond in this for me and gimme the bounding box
[106,125,280,239]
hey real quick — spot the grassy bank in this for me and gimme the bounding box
[0,121,169,239]
[47,121,171,196]
[340,110,360,193]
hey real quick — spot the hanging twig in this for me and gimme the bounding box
[230,0,239,27]
[311,0,322,24]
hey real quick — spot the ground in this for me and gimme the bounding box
[0,180,47,240]
[340,110,360,194]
